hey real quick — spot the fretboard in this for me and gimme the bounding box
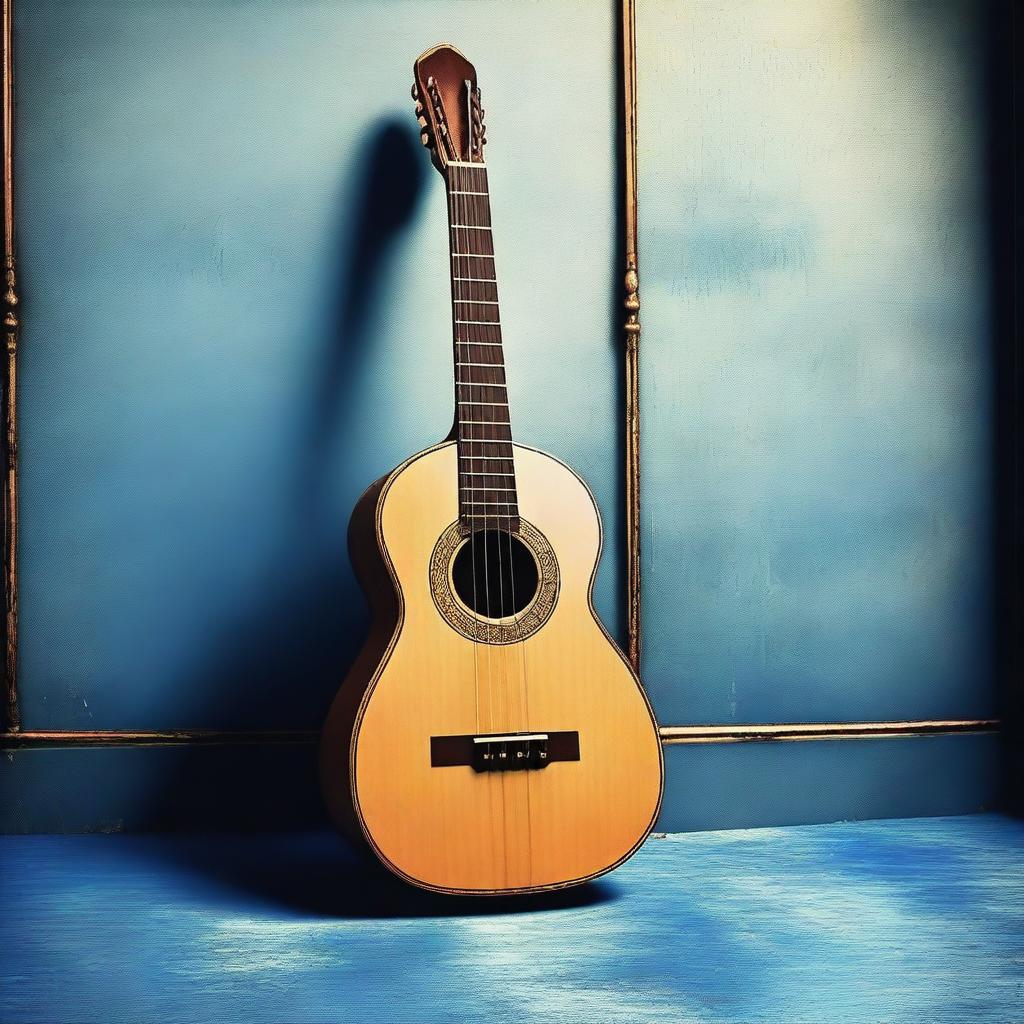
[446,162,518,533]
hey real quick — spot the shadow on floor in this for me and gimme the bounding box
[152,832,622,919]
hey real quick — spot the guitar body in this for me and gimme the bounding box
[321,441,663,894]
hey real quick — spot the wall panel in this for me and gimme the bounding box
[637,0,996,726]
[13,0,621,731]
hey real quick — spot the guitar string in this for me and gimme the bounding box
[458,160,532,884]
[454,169,495,740]
[455,161,511,881]
[455,164,505,883]
[448,168,483,738]
[467,161,533,881]
[464,165,510,883]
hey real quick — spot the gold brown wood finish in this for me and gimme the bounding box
[2,0,18,732]
[622,0,642,675]
[319,46,665,895]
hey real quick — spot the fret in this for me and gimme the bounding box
[446,163,521,531]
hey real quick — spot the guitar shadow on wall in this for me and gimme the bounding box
[142,116,424,906]
[145,115,619,917]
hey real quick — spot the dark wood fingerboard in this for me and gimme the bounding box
[446,161,519,533]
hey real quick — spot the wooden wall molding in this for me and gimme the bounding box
[2,0,19,732]
[0,719,999,749]
[659,719,1000,745]
[621,0,642,672]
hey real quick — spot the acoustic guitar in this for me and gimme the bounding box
[320,44,664,895]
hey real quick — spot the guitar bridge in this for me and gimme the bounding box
[430,731,580,772]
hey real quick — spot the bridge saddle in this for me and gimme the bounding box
[472,733,549,772]
[430,730,581,772]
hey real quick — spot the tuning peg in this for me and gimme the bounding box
[420,128,432,147]
[415,101,425,117]
[411,82,419,101]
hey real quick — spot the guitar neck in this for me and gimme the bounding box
[446,161,519,532]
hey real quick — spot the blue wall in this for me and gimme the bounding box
[12,0,620,732]
[1,0,1000,832]
[638,0,995,728]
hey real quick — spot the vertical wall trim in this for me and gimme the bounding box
[622,0,642,673]
[2,0,19,732]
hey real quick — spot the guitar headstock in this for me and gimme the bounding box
[412,44,486,174]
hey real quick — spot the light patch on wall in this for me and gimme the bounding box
[638,0,993,726]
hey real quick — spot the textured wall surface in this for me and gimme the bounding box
[2,0,1001,831]
[13,0,620,732]
[638,0,995,726]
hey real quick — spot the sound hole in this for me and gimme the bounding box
[451,530,539,620]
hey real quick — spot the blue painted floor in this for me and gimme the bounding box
[2,815,1022,1023]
